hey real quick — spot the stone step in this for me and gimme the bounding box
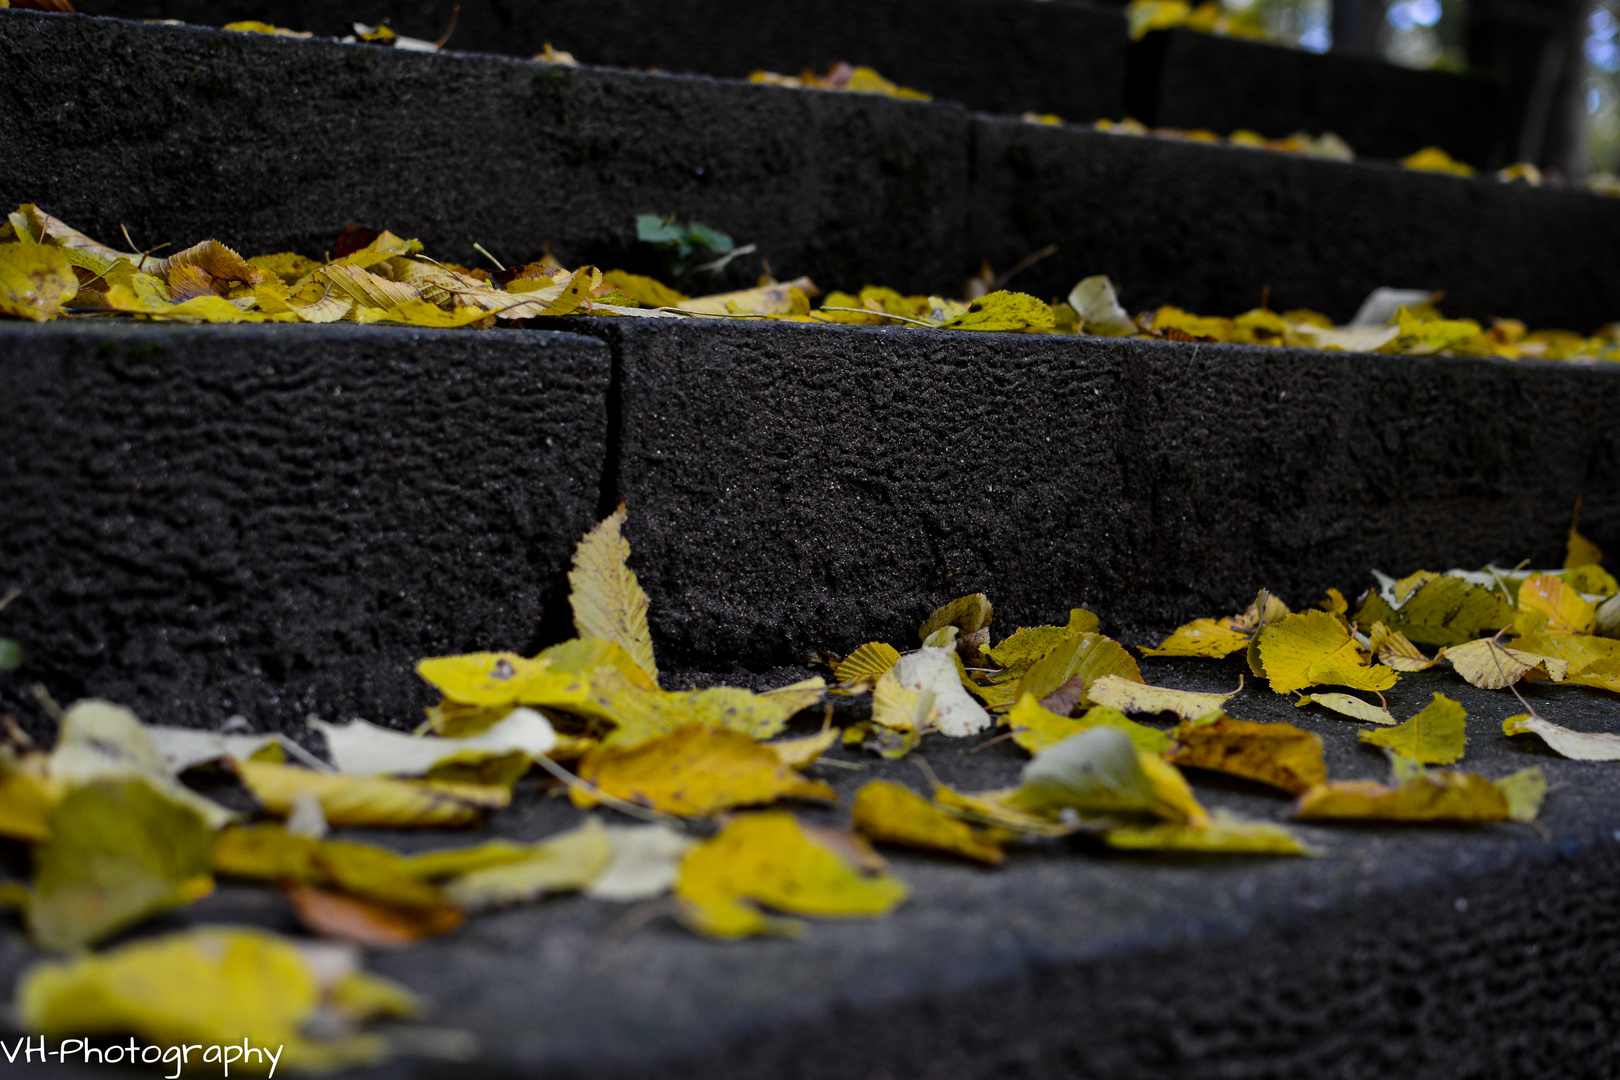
[7,319,1620,734]
[4,10,1616,328]
[1127,27,1501,167]
[74,0,1130,123]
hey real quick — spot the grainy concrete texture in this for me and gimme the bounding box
[1126,28,1501,167]
[74,0,1129,123]
[0,9,971,298]
[970,114,1620,328]
[4,11,1619,327]
[0,323,609,738]
[578,318,1620,670]
[3,661,1618,1079]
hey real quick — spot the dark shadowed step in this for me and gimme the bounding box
[1126,28,1502,167]
[73,0,1129,123]
[0,323,609,738]
[2,661,1617,1079]
[3,11,1616,326]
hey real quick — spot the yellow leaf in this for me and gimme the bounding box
[1009,727,1206,823]
[331,229,423,270]
[211,825,448,908]
[1006,693,1171,756]
[1366,622,1438,671]
[586,667,823,747]
[1103,813,1315,855]
[1494,766,1547,822]
[224,20,312,36]
[1503,713,1620,760]
[843,65,932,99]
[939,290,1056,332]
[317,263,422,309]
[851,780,1007,865]
[680,276,819,316]
[1401,145,1475,176]
[569,504,658,684]
[1147,305,1234,342]
[1253,610,1395,693]
[833,641,901,686]
[1295,692,1395,725]
[0,241,77,320]
[1354,573,1514,647]
[442,818,614,910]
[1568,562,1619,598]
[1068,275,1138,336]
[1514,572,1596,636]
[920,592,993,648]
[1166,717,1326,794]
[1295,771,1509,822]
[27,779,214,952]
[1127,0,1191,39]
[876,647,992,736]
[767,727,840,768]
[376,299,496,328]
[235,761,508,828]
[17,926,406,1071]
[1085,673,1240,721]
[601,269,688,308]
[1442,638,1568,689]
[1357,692,1467,764]
[674,812,907,938]
[50,699,235,828]
[1385,305,1484,354]
[932,783,1079,836]
[148,238,264,286]
[1018,631,1144,704]
[1140,617,1253,658]
[0,753,55,842]
[575,725,835,816]
[1567,524,1605,569]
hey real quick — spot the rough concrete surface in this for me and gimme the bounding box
[1126,28,1501,167]
[970,114,1620,329]
[577,319,1620,671]
[0,9,972,297]
[76,0,1129,123]
[4,661,1619,1079]
[0,323,608,739]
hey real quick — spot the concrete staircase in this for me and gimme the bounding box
[4,7,1620,1078]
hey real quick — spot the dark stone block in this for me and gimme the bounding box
[0,8,973,297]
[1126,28,1502,167]
[576,318,1620,671]
[74,0,1128,122]
[970,114,1620,329]
[0,323,609,738]
[5,660,1619,1079]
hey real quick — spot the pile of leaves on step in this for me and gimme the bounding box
[1089,116,1356,162]
[749,61,931,100]
[6,502,1620,1065]
[3,203,1616,359]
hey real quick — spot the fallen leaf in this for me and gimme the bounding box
[1567,523,1605,570]
[1295,770,1509,822]
[879,647,992,736]
[919,593,993,641]
[442,818,614,910]
[1294,692,1395,724]
[574,726,835,816]
[674,812,907,938]
[235,761,509,828]
[568,504,658,684]
[1443,638,1568,689]
[680,277,819,316]
[17,927,411,1071]
[312,711,555,777]
[1017,632,1144,706]
[1085,673,1239,721]
[1514,573,1596,636]
[1103,812,1315,855]
[1494,766,1547,821]
[1166,717,1326,794]
[1358,692,1467,764]
[1354,573,1514,647]
[27,779,214,952]
[833,641,901,687]
[1140,617,1253,658]
[939,290,1056,332]
[49,699,235,828]
[1006,693,1171,756]
[0,241,77,320]
[1068,275,1137,336]
[0,752,55,842]
[211,825,447,908]
[1252,610,1396,693]
[767,727,840,768]
[1366,622,1439,671]
[931,783,1080,837]
[1503,713,1620,760]
[587,668,826,747]
[851,780,1007,865]
[285,885,464,947]
[584,824,697,901]
[142,727,299,774]
[1009,727,1206,823]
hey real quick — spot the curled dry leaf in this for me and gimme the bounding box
[1442,638,1568,689]
[1085,673,1240,722]
[1166,717,1327,794]
[1357,692,1467,764]
[573,726,836,817]
[568,504,659,685]
[674,812,907,939]
[235,760,509,828]
[1503,714,1620,760]
[851,780,1007,865]
[1294,692,1396,724]
[877,647,991,737]
[1366,622,1438,671]
[311,711,556,778]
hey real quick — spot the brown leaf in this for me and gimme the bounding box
[283,885,464,947]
